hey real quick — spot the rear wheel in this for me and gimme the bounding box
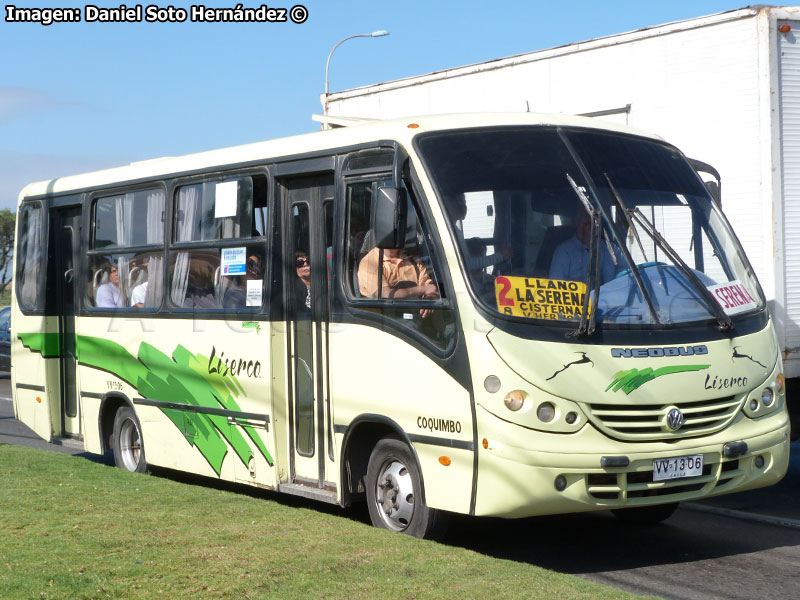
[112,406,147,473]
[365,438,445,539]
[612,502,678,525]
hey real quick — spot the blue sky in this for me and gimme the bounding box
[1,0,744,209]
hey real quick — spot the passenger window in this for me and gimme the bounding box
[88,252,164,309]
[17,203,44,310]
[346,179,454,349]
[93,188,165,248]
[169,172,269,312]
[88,188,166,310]
[168,246,265,310]
[175,174,268,242]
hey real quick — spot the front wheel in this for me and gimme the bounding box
[112,406,147,473]
[365,438,445,539]
[612,502,678,525]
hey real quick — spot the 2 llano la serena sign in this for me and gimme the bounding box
[495,276,589,320]
[494,276,757,320]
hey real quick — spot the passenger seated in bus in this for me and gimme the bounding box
[131,280,148,308]
[447,195,511,270]
[95,264,125,308]
[549,208,619,284]
[295,251,311,310]
[223,251,264,309]
[130,257,149,308]
[183,266,216,309]
[357,246,439,303]
[465,237,493,289]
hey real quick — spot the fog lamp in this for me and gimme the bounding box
[565,411,578,424]
[762,388,775,407]
[754,455,765,469]
[537,402,556,422]
[484,375,501,393]
[554,475,567,491]
[749,398,759,411]
[504,390,526,411]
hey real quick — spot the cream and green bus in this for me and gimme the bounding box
[11,113,790,538]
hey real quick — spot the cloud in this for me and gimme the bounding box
[0,86,62,124]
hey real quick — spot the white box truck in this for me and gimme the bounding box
[325,5,800,431]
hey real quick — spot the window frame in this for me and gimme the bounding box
[14,200,48,315]
[167,167,272,314]
[85,182,169,312]
[338,160,457,354]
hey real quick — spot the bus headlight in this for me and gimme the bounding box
[743,362,783,419]
[536,402,556,423]
[504,390,526,412]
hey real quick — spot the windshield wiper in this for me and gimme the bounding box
[603,174,662,325]
[566,175,601,337]
[622,193,734,331]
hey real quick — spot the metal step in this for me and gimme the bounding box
[51,437,85,451]
[278,482,339,504]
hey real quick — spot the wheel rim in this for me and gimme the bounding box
[374,459,415,531]
[119,418,142,471]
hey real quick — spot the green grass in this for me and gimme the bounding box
[0,444,646,599]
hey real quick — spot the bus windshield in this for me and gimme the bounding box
[416,127,764,328]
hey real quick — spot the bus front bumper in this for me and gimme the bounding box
[473,404,790,518]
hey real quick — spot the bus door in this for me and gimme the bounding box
[280,172,336,493]
[50,207,82,438]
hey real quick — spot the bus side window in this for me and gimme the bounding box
[16,203,44,310]
[346,180,455,349]
[169,250,219,309]
[345,181,376,298]
[87,188,166,310]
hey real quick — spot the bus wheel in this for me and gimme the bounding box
[112,407,147,474]
[612,502,678,525]
[365,438,445,539]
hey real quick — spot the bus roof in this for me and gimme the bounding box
[18,112,663,202]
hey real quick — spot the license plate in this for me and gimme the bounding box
[652,454,703,482]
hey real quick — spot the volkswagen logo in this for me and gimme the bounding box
[665,408,684,431]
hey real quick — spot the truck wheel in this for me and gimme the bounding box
[612,502,678,525]
[365,438,445,539]
[112,406,147,473]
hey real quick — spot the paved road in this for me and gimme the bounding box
[2,378,798,599]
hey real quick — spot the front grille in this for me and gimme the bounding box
[586,458,743,504]
[584,395,742,441]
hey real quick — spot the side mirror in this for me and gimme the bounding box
[373,187,407,249]
[703,180,721,204]
[687,157,722,206]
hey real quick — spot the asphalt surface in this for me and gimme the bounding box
[1,376,799,599]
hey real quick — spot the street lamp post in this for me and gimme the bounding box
[323,30,389,120]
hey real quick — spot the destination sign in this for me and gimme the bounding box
[495,276,590,320]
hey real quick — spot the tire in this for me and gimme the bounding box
[612,502,678,525]
[365,438,445,539]
[112,406,147,474]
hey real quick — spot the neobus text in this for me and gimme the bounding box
[611,345,709,358]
